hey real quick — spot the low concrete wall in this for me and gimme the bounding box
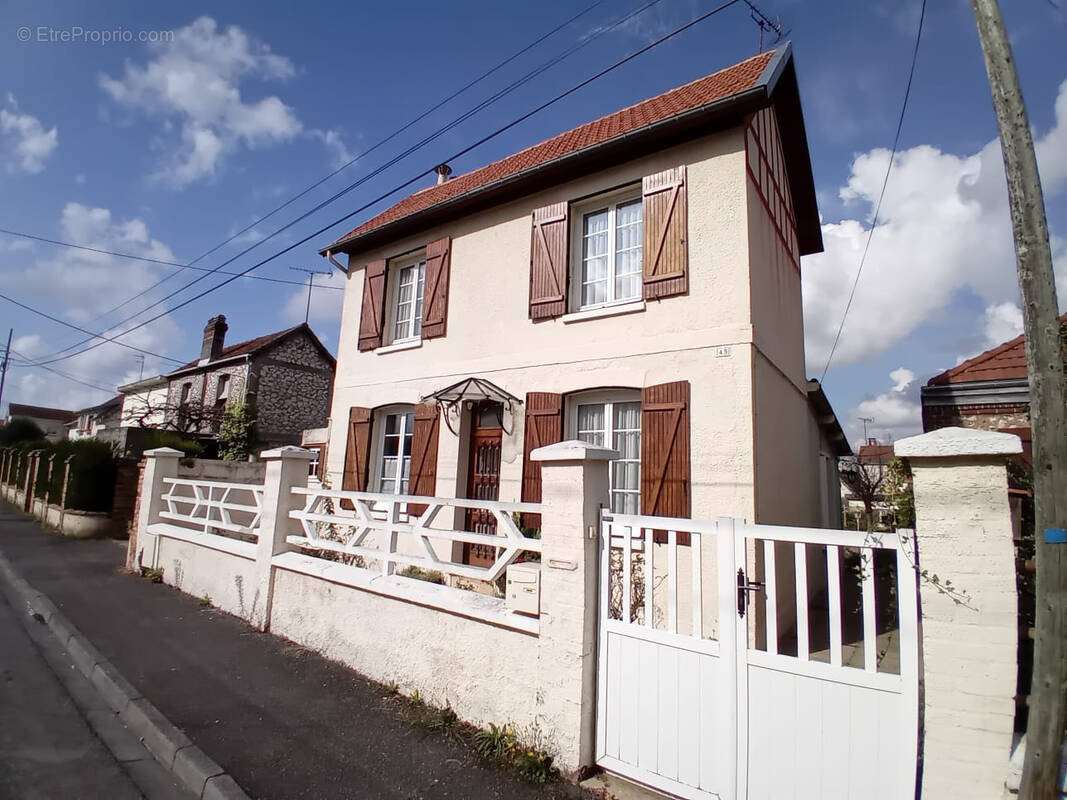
[1,484,113,539]
[156,536,259,620]
[270,567,541,730]
[178,460,265,483]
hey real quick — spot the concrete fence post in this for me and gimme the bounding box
[895,426,1022,800]
[530,440,616,775]
[133,447,183,571]
[251,446,313,632]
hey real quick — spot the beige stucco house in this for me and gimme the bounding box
[318,44,847,563]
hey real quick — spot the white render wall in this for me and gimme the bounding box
[899,428,1021,800]
[326,130,781,522]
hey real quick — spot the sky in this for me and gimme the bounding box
[0,0,1064,449]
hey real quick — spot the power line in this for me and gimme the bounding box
[52,0,746,354]
[819,0,927,382]
[21,0,676,368]
[12,0,614,364]
[0,228,343,291]
[7,349,119,394]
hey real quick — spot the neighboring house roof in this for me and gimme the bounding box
[166,323,336,378]
[7,403,76,423]
[928,312,1067,385]
[857,444,894,464]
[807,380,852,457]
[323,43,821,258]
[117,374,169,394]
[72,395,124,417]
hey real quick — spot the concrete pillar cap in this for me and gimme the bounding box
[531,440,619,462]
[895,426,1022,458]
[260,445,316,461]
[143,447,184,458]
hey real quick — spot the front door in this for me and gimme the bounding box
[463,401,503,567]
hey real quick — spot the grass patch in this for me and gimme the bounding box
[140,566,164,583]
[396,565,445,584]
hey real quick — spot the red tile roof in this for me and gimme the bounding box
[928,313,1067,385]
[858,444,895,463]
[169,326,301,374]
[7,403,76,422]
[326,50,775,251]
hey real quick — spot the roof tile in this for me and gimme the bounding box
[328,50,773,250]
[928,312,1067,385]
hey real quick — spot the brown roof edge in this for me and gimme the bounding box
[322,43,821,260]
[807,380,853,457]
[165,323,336,379]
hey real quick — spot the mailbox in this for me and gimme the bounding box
[506,562,541,617]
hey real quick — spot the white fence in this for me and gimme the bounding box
[159,477,264,540]
[597,511,919,800]
[287,487,542,582]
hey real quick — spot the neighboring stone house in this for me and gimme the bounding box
[162,315,336,450]
[921,311,1067,460]
[5,403,75,442]
[318,43,849,558]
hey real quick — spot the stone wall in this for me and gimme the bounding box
[922,400,1030,432]
[249,333,334,448]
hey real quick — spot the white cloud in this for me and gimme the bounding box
[282,278,343,325]
[0,95,58,173]
[848,367,923,448]
[804,78,1067,372]
[311,128,354,169]
[99,16,301,187]
[981,301,1023,349]
[0,203,182,411]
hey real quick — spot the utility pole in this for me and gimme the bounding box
[970,2,1067,796]
[289,267,332,324]
[0,328,11,417]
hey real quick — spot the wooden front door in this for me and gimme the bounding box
[463,402,503,567]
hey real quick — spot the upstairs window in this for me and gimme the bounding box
[572,188,643,310]
[179,382,192,404]
[215,374,230,407]
[388,256,426,344]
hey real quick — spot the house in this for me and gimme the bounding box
[840,440,895,530]
[4,403,76,442]
[160,315,336,451]
[117,374,170,430]
[317,44,844,544]
[68,395,124,441]
[921,312,1067,459]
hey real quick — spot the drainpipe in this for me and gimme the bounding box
[325,249,347,274]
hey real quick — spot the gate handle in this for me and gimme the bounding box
[736,568,765,619]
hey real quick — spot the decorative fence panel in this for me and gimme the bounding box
[158,477,264,541]
[287,487,542,582]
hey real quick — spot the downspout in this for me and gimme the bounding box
[325,249,347,275]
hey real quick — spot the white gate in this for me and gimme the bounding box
[595,513,919,800]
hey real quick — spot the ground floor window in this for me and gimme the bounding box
[376,408,414,494]
[571,391,641,514]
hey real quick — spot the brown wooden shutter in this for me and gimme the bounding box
[641,381,691,520]
[642,166,688,300]
[422,237,451,340]
[341,406,373,509]
[529,202,569,320]
[520,392,563,528]
[408,402,440,515]
[358,260,387,351]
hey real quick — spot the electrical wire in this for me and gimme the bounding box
[819,0,927,382]
[6,350,120,394]
[23,0,675,368]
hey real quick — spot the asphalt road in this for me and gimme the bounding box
[0,573,143,800]
[0,507,582,800]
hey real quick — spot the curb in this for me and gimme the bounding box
[0,552,250,800]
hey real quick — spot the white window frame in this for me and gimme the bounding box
[384,253,427,346]
[566,389,642,514]
[369,404,416,496]
[569,185,643,312]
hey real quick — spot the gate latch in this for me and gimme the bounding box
[736,568,765,619]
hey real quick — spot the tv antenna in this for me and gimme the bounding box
[289,267,333,324]
[745,1,788,52]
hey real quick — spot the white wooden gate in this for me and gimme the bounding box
[595,513,919,800]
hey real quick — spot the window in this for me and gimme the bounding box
[570,391,641,514]
[572,189,643,310]
[375,408,415,494]
[215,374,230,407]
[307,447,321,478]
[179,383,192,404]
[388,256,426,344]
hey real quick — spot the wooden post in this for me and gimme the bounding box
[59,455,73,533]
[43,454,55,508]
[969,2,1067,795]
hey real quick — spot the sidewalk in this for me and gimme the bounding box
[0,507,585,800]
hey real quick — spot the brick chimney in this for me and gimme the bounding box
[200,315,228,363]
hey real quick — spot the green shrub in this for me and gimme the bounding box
[0,418,45,445]
[7,438,117,512]
[218,401,257,461]
[142,429,204,458]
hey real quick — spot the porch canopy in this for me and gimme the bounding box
[421,377,521,435]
